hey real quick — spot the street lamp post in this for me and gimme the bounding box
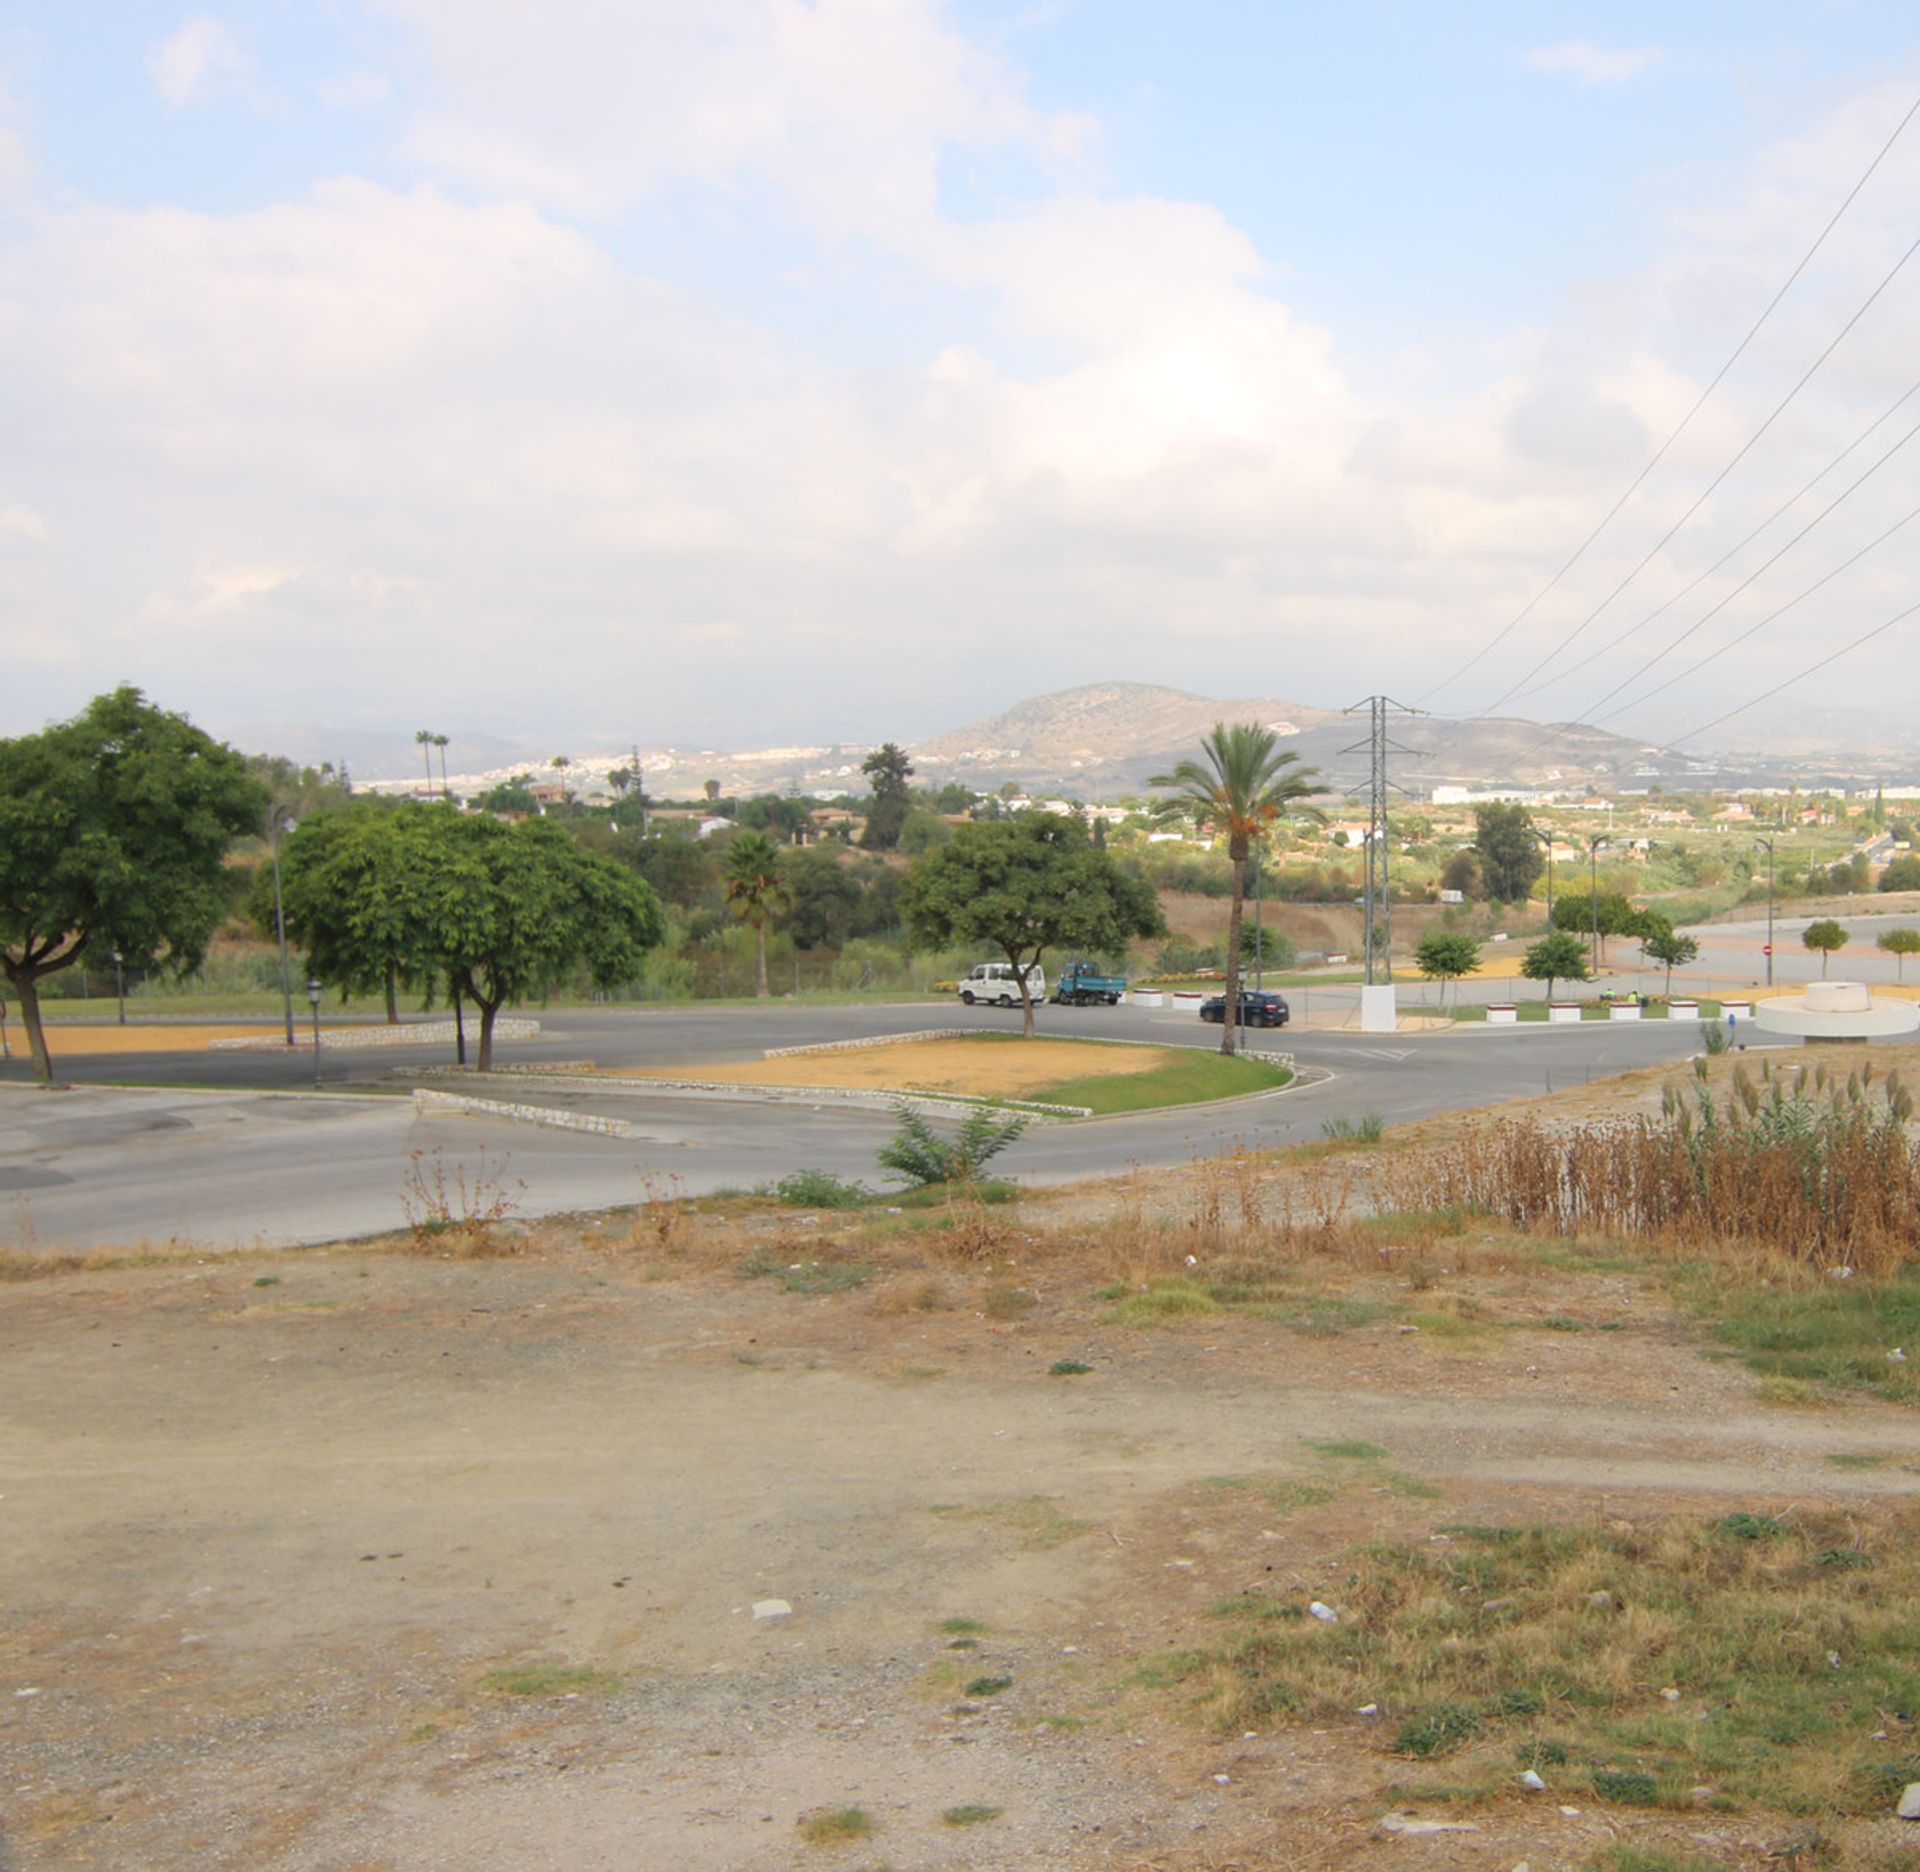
[268,806,297,1046]
[307,978,323,1090]
[1587,836,1607,977]
[1754,836,1776,989]
[1530,827,1554,919]
[110,951,126,1025]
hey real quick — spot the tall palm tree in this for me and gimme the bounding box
[414,729,434,795]
[432,734,450,799]
[724,829,792,997]
[1150,723,1323,1056]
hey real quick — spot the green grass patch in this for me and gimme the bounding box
[769,1169,872,1209]
[939,1617,986,1635]
[1048,1358,1093,1376]
[964,1675,1013,1697]
[1689,1267,1920,1406]
[1305,1439,1388,1462]
[1027,1046,1292,1116]
[796,1806,873,1845]
[941,1804,1002,1825]
[478,1664,618,1698]
[1146,1511,1920,1817]
[739,1251,875,1295]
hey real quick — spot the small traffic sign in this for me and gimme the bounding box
[1762,943,1773,956]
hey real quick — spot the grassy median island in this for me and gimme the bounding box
[623,1032,1292,1116]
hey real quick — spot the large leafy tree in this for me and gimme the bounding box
[1149,723,1323,1055]
[1472,803,1544,902]
[902,815,1164,1037]
[270,803,442,1022]
[724,828,792,997]
[425,816,665,1069]
[0,687,267,1081]
[859,742,915,850]
[1552,890,1640,961]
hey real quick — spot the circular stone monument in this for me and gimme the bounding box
[1751,980,1919,1043]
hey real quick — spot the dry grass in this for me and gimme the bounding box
[1154,1506,1920,1819]
[1382,1059,1920,1278]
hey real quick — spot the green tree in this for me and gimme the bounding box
[271,803,440,1023]
[1877,854,1920,893]
[0,687,267,1081]
[1149,723,1323,1055]
[1802,918,1849,978]
[902,816,1164,1037]
[1520,930,1590,1003]
[1412,931,1480,1012]
[724,829,792,997]
[898,806,952,855]
[1640,922,1700,996]
[1877,926,1920,982]
[859,742,915,850]
[1472,802,1544,901]
[1552,890,1638,960]
[425,816,664,1068]
[1439,848,1482,899]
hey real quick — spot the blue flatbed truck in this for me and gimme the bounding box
[1050,961,1127,1006]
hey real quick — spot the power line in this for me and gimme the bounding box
[1500,375,1920,709]
[1661,593,1920,748]
[1417,86,1920,706]
[1474,228,1920,714]
[1587,496,1920,725]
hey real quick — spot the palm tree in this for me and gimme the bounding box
[432,733,450,799]
[724,829,792,997]
[414,729,434,795]
[1150,723,1323,1056]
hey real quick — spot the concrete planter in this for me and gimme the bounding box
[1721,1000,1753,1021]
[1548,1002,1583,1024]
[1172,991,1206,1009]
[1669,1000,1700,1020]
[1130,990,1164,1008]
[1487,1004,1518,1024]
[1609,1003,1642,1021]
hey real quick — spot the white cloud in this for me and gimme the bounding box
[1525,41,1666,84]
[148,15,256,110]
[0,504,51,544]
[6,9,1919,747]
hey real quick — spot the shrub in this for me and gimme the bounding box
[877,1103,1028,1187]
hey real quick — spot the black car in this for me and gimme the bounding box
[1199,989,1289,1028]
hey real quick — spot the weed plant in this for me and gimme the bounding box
[877,1103,1028,1187]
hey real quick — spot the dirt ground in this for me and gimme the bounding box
[8,1127,1920,1872]
[618,1035,1173,1097]
[1,1023,304,1057]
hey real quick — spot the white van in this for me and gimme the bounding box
[956,962,1046,1007]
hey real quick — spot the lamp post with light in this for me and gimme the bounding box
[1587,835,1608,977]
[268,806,297,1046]
[307,979,323,1090]
[110,950,126,1025]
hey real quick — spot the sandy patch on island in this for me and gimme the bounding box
[617,1034,1173,1098]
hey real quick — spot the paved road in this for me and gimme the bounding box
[1,996,1730,1251]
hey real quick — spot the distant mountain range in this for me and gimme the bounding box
[232,684,1920,797]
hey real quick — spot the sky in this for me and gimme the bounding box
[3,1,1919,759]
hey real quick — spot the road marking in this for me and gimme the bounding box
[1354,1047,1414,1062]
